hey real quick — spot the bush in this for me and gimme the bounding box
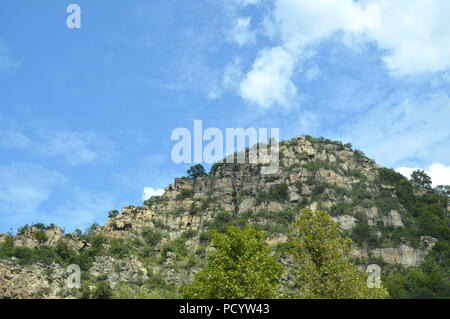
[54,241,76,261]
[91,281,113,299]
[268,183,289,202]
[206,211,233,233]
[144,195,164,207]
[32,230,48,243]
[257,183,290,204]
[141,228,162,246]
[176,189,194,200]
[108,239,129,258]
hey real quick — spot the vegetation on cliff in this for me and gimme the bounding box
[0,136,448,299]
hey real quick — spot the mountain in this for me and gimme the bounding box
[0,135,448,299]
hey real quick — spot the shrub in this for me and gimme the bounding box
[176,189,194,200]
[268,183,289,202]
[32,230,48,243]
[54,241,75,261]
[141,228,162,247]
[108,239,129,258]
[144,195,164,207]
[206,211,233,233]
[91,281,113,299]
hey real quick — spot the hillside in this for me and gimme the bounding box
[0,135,449,299]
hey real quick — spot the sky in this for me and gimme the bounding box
[0,0,449,233]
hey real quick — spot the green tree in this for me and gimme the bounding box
[434,185,450,197]
[108,210,119,218]
[32,230,48,243]
[411,169,432,191]
[182,226,284,299]
[290,209,389,299]
[187,164,206,179]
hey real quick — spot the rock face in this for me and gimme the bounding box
[0,259,64,299]
[0,136,441,298]
[332,215,358,231]
[11,226,90,251]
[89,256,149,289]
[371,237,438,267]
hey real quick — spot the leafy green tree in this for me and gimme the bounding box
[108,210,119,218]
[411,169,432,191]
[187,164,206,179]
[32,230,48,243]
[434,185,450,197]
[290,209,389,299]
[182,226,284,299]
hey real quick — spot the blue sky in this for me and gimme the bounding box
[0,0,449,233]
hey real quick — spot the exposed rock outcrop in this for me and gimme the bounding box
[0,135,443,298]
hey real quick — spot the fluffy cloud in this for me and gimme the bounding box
[0,161,117,232]
[396,163,450,187]
[270,0,366,49]
[0,163,66,223]
[270,0,450,73]
[337,93,450,167]
[0,129,32,149]
[38,130,116,166]
[142,187,165,201]
[229,17,256,47]
[240,46,297,108]
[364,0,450,75]
[231,0,450,108]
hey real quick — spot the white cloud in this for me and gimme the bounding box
[338,93,450,167]
[208,58,243,99]
[269,0,450,74]
[364,0,450,75]
[271,0,366,50]
[0,163,66,217]
[229,17,256,47]
[38,130,116,166]
[0,39,20,73]
[142,187,165,201]
[230,0,450,108]
[0,129,32,149]
[396,163,450,187]
[305,64,321,82]
[231,0,260,7]
[207,83,221,100]
[50,189,116,231]
[240,46,297,108]
[223,57,243,90]
[0,161,116,232]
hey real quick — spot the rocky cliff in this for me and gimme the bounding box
[0,136,447,298]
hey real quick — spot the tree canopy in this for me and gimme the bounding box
[289,209,389,299]
[187,164,206,179]
[182,226,284,299]
[411,169,432,191]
